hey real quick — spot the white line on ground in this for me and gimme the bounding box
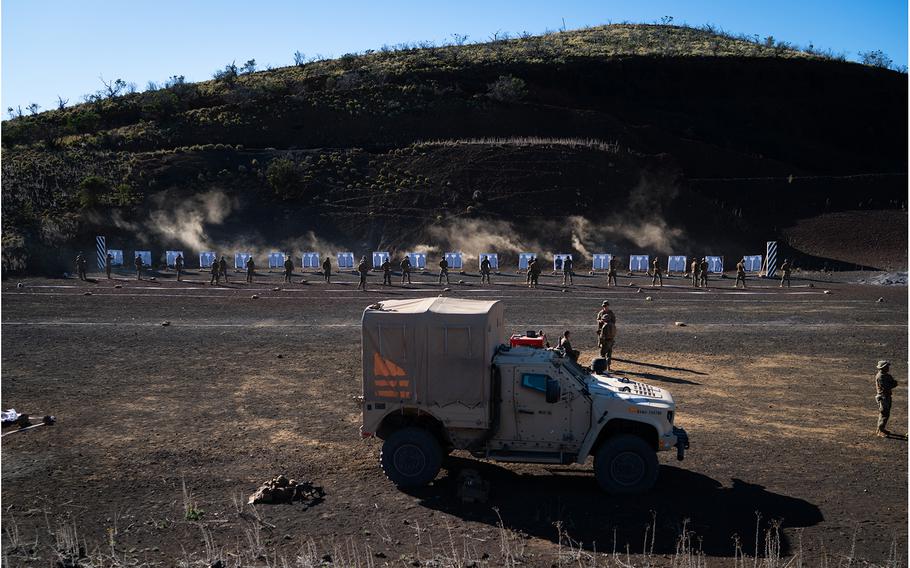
[1,321,904,329]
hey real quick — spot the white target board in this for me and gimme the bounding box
[302,252,321,269]
[592,253,612,270]
[234,252,253,269]
[629,255,649,272]
[743,255,763,273]
[372,251,390,269]
[406,252,427,269]
[107,249,124,266]
[337,252,354,269]
[479,253,499,270]
[268,253,287,269]
[199,252,217,268]
[667,255,687,273]
[134,251,152,266]
[706,256,723,273]
[553,254,573,271]
[165,251,184,267]
[444,252,463,269]
[518,252,537,270]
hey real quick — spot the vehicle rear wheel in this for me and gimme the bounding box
[593,434,659,494]
[380,427,442,488]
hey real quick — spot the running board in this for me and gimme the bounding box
[486,450,566,464]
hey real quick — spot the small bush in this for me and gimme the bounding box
[487,75,527,102]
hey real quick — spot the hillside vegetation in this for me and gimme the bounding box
[2,24,907,273]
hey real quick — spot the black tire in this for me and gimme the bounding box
[380,427,442,488]
[593,434,659,494]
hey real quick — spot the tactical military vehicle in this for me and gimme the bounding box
[360,298,689,494]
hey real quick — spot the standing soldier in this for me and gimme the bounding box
[734,258,747,288]
[690,257,700,287]
[607,256,618,287]
[105,252,113,279]
[563,256,574,286]
[357,256,369,291]
[874,360,898,437]
[480,255,492,284]
[528,257,542,288]
[210,257,220,285]
[438,256,450,285]
[322,256,332,284]
[134,254,144,280]
[554,256,563,273]
[526,257,534,286]
[245,256,255,283]
[779,259,792,288]
[219,256,229,283]
[699,257,709,287]
[400,255,412,285]
[596,301,617,371]
[283,256,294,283]
[175,254,184,282]
[74,253,87,281]
[381,257,393,286]
[651,256,663,287]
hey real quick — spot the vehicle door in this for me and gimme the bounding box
[511,366,579,451]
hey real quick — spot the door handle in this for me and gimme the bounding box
[518,409,534,415]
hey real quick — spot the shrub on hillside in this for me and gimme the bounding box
[266,158,302,199]
[77,175,109,208]
[487,75,527,102]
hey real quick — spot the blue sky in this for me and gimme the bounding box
[2,0,907,113]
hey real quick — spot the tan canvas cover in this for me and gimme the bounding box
[362,298,505,428]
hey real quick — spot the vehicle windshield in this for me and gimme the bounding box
[558,357,590,386]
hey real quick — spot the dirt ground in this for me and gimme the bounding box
[2,267,907,566]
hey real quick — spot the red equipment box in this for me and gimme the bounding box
[510,332,546,348]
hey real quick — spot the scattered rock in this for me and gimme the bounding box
[248,475,325,506]
[627,282,634,287]
[675,321,687,326]
[374,552,387,559]
[83,292,92,296]
[645,296,653,301]
[114,284,122,289]
[458,280,465,285]
[823,290,832,295]
[277,354,283,358]
[273,287,281,291]
[808,283,815,288]
[636,288,642,293]
[251,294,260,299]
[161,321,171,327]
[211,561,225,568]
[322,554,333,563]
[149,277,156,281]
[457,469,490,503]
[876,297,885,303]
[16,282,23,288]
[443,287,451,292]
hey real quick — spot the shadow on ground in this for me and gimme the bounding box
[411,458,822,557]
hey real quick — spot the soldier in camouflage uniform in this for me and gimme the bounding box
[105,253,113,279]
[175,254,184,282]
[480,256,492,284]
[690,258,700,287]
[134,254,144,280]
[210,258,220,285]
[283,256,294,283]
[322,256,332,283]
[875,360,898,437]
[438,257,450,285]
[400,255,412,284]
[357,256,369,291]
[734,258,747,288]
[528,257,541,288]
[596,301,617,371]
[219,256,229,283]
[699,258,709,287]
[381,257,393,286]
[75,253,88,281]
[651,256,663,287]
[779,259,792,288]
[562,256,574,286]
[245,256,255,283]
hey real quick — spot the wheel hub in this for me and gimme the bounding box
[610,450,646,486]
[393,443,426,477]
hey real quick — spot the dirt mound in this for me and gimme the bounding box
[783,210,908,271]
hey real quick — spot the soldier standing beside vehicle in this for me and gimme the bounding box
[651,256,663,287]
[105,253,113,279]
[607,256,618,287]
[699,258,709,287]
[381,257,393,286]
[400,255,412,284]
[175,254,184,282]
[322,256,332,283]
[597,301,617,370]
[283,256,294,283]
[245,256,255,283]
[480,256,492,284]
[690,258,700,287]
[219,256,229,283]
[357,256,369,291]
[734,258,747,288]
[563,256,574,286]
[210,258,220,285]
[75,253,87,281]
[438,257,450,285]
[528,257,541,288]
[875,360,898,437]
[780,259,792,288]
[134,254,144,280]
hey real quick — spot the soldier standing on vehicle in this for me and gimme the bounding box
[528,257,541,288]
[357,256,369,291]
[558,331,580,362]
[480,256,492,284]
[381,257,393,286]
[75,253,87,280]
[105,253,113,279]
[134,254,144,280]
[322,256,332,283]
[690,258,700,287]
[607,256,618,287]
[651,256,663,287]
[400,255,412,284]
[175,254,184,282]
[245,256,255,283]
[875,360,898,437]
[438,257,450,285]
[780,259,792,288]
[563,256,574,286]
[735,258,747,288]
[210,258,220,285]
[597,301,617,370]
[219,256,229,283]
[283,256,294,283]
[699,257,709,287]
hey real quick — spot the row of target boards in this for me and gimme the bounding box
[102,250,764,273]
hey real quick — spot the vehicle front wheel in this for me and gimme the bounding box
[593,434,659,494]
[380,427,442,488]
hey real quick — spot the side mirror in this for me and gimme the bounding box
[545,378,561,404]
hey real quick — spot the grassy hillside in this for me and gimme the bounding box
[2,24,907,273]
